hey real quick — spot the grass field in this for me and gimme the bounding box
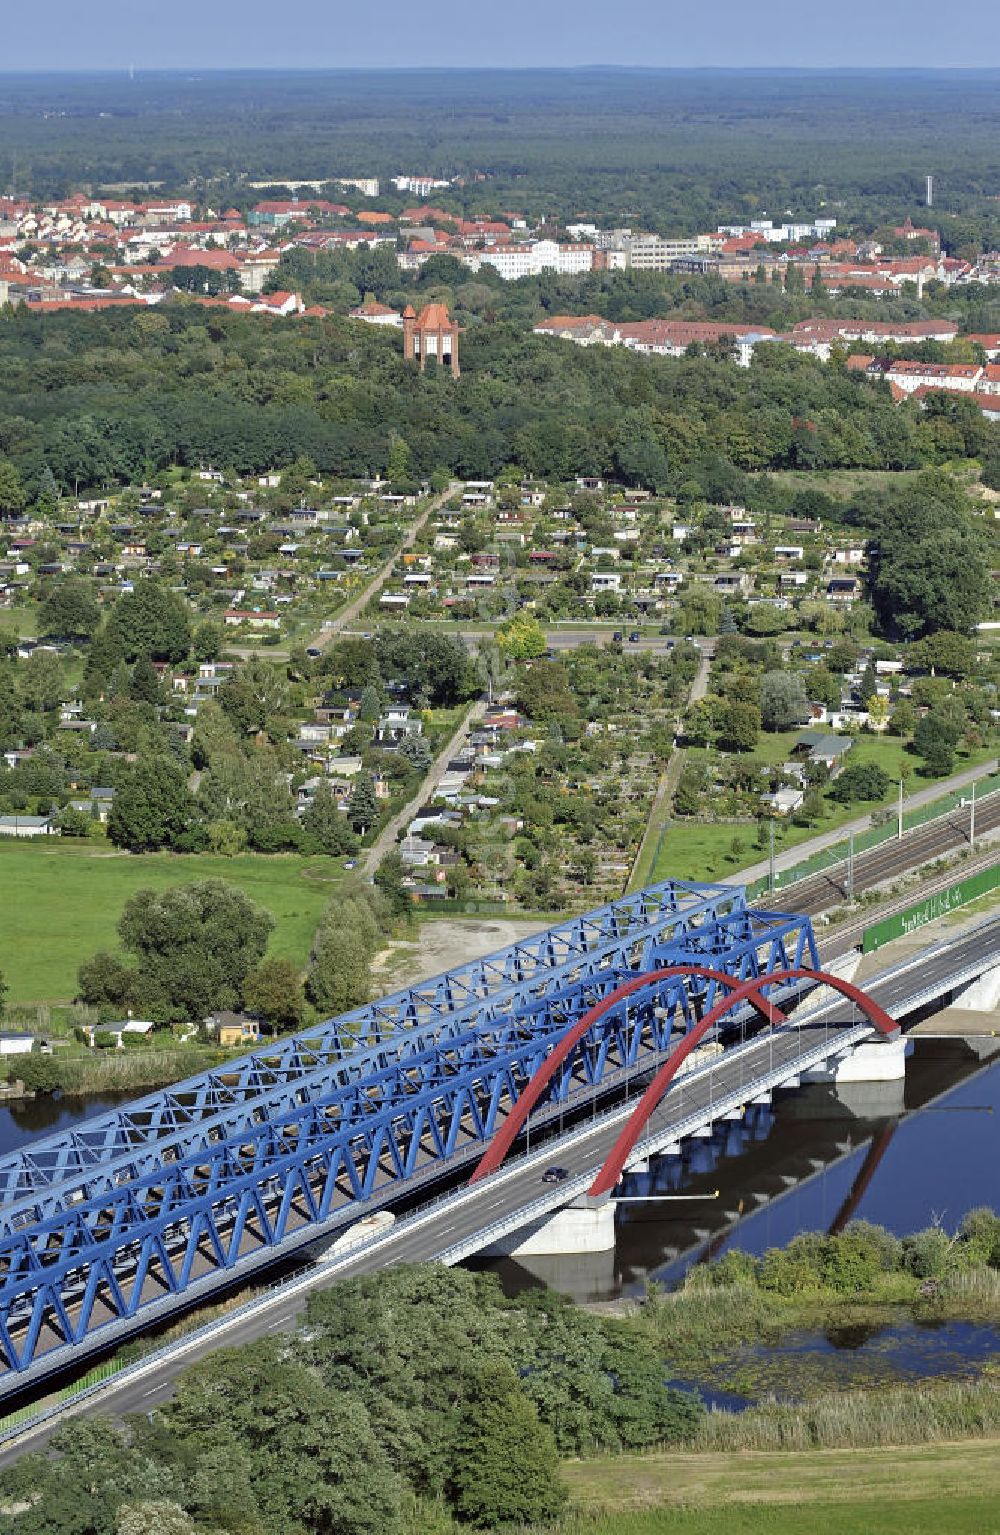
[0,842,345,1003]
[760,468,925,502]
[561,1494,1000,1535]
[3,602,42,640]
[562,1438,1000,1534]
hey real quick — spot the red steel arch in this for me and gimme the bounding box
[469,964,790,1186]
[588,967,898,1198]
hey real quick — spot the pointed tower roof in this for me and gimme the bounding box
[415,302,454,329]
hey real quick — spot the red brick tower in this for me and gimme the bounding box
[402,301,459,377]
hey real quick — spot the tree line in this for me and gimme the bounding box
[0,1264,703,1535]
[0,301,996,507]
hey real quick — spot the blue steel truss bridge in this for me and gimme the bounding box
[0,879,826,1398]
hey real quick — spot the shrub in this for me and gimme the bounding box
[15,1055,65,1093]
[705,1249,759,1288]
[902,1225,957,1279]
[821,1222,901,1293]
[959,1207,1000,1268]
[758,1234,824,1295]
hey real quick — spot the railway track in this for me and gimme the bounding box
[759,794,1000,919]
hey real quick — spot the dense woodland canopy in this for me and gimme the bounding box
[1,303,998,502]
[0,1265,704,1534]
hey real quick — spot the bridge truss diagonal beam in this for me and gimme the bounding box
[0,879,750,1219]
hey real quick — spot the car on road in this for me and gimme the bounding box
[628,631,641,643]
[541,1166,570,1184]
[612,631,623,643]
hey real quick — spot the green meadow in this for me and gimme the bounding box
[0,841,344,1003]
[561,1437,1000,1535]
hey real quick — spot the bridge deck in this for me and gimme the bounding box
[0,910,993,1402]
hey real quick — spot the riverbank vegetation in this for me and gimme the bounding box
[11,1044,225,1098]
[639,1212,1000,1387]
[9,1214,1000,1535]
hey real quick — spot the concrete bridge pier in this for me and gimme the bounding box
[801,1035,908,1118]
[803,1035,909,1086]
[955,964,1000,1012]
[481,1196,617,1257]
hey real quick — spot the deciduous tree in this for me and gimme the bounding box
[450,1366,566,1529]
[107,756,191,851]
[760,670,808,732]
[106,580,191,663]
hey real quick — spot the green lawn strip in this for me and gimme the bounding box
[758,467,927,500]
[562,1439,1000,1531]
[5,602,41,639]
[0,842,344,1004]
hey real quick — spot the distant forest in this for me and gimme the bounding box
[1,69,1000,235]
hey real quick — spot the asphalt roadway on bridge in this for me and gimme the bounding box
[1,915,995,1454]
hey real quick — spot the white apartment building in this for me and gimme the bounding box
[335,177,380,197]
[473,239,595,280]
[883,362,984,395]
[717,218,837,242]
[392,175,450,197]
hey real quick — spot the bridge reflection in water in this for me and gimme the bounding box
[475,1034,1000,1303]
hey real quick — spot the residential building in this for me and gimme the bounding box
[0,815,56,838]
[205,1011,261,1047]
[349,300,403,327]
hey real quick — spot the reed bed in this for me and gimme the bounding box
[41,1046,223,1096]
[639,1283,780,1367]
[933,1267,1000,1310]
[692,1377,1000,1452]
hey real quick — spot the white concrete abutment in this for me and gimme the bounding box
[480,1197,617,1257]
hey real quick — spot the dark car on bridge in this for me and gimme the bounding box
[542,1166,570,1183]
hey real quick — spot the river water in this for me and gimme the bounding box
[0,1089,137,1158]
[478,1036,1000,1302]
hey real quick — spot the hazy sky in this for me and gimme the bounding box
[2,0,999,69]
